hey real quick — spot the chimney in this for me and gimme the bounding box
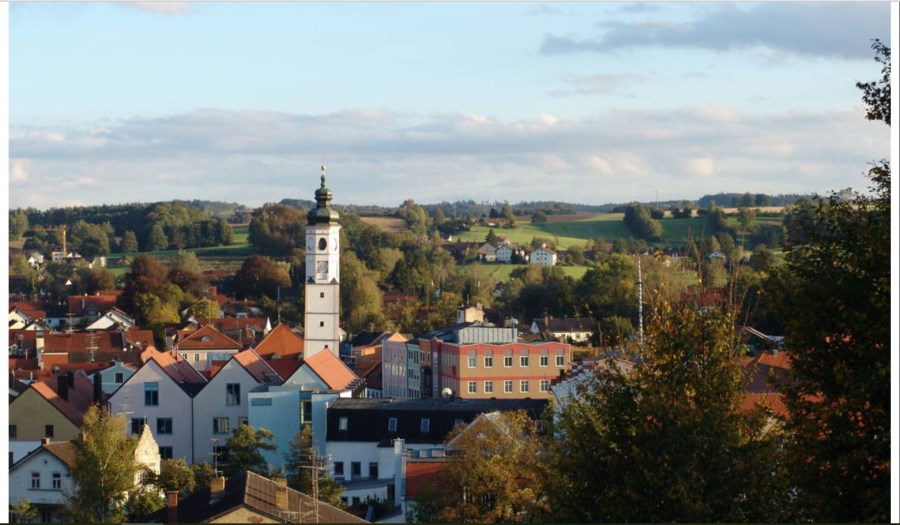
[58,374,69,401]
[67,371,75,388]
[210,476,226,498]
[165,491,179,524]
[93,372,103,403]
[42,437,51,446]
[274,479,288,510]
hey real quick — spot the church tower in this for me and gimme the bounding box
[303,164,341,359]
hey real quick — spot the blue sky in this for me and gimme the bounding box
[8,2,893,209]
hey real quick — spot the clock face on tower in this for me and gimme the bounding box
[316,260,329,279]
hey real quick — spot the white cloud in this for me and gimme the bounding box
[8,104,889,209]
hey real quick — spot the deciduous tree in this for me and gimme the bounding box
[67,405,139,523]
[222,424,277,478]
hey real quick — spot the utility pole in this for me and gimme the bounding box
[637,256,644,350]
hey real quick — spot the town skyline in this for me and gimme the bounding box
[9,2,893,209]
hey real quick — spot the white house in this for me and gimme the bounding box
[528,246,557,266]
[495,243,523,263]
[86,308,136,331]
[191,349,281,465]
[109,349,206,462]
[9,439,77,523]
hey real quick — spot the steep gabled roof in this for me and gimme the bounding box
[253,324,304,359]
[11,440,79,471]
[44,441,79,469]
[177,325,242,351]
[232,349,283,384]
[304,351,358,390]
[67,293,120,317]
[146,350,208,396]
[27,373,95,427]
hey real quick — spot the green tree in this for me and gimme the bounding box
[9,210,29,240]
[340,252,387,333]
[156,458,197,497]
[284,426,345,507]
[422,411,550,523]
[235,255,291,299]
[188,298,221,319]
[120,230,139,253]
[146,223,169,252]
[190,462,218,493]
[623,203,664,241]
[223,424,277,478]
[772,44,890,522]
[68,405,139,523]
[248,203,307,256]
[485,227,499,246]
[9,498,39,524]
[548,300,788,522]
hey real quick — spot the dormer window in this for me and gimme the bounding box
[420,418,430,432]
[201,336,212,343]
[388,418,397,432]
[339,417,348,431]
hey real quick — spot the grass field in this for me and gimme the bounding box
[458,215,713,250]
[471,263,593,282]
[360,216,408,233]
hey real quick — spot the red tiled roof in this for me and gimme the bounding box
[148,350,207,386]
[30,372,96,426]
[264,358,304,381]
[177,325,242,351]
[9,358,39,370]
[304,351,358,390]
[254,324,304,359]
[405,461,450,500]
[741,392,788,419]
[9,329,38,347]
[233,349,281,383]
[10,305,46,320]
[67,293,119,317]
[44,441,79,469]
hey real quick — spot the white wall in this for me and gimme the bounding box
[248,387,301,471]
[109,361,195,463]
[9,450,73,508]
[192,360,257,464]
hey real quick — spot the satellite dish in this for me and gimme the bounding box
[441,387,453,399]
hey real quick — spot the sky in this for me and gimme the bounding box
[7,1,894,210]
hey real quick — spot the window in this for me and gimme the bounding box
[194,354,200,362]
[9,425,16,439]
[31,472,40,489]
[238,417,249,427]
[213,445,228,464]
[320,292,325,298]
[504,351,513,368]
[339,417,348,431]
[319,321,325,327]
[351,461,361,477]
[420,418,430,432]
[45,424,54,438]
[157,418,173,435]
[131,418,146,435]
[504,380,513,393]
[251,397,272,406]
[484,349,493,368]
[556,354,565,367]
[334,461,345,477]
[520,350,529,367]
[369,462,379,479]
[540,379,550,392]
[52,472,62,489]
[213,417,230,434]
[144,382,159,406]
[484,381,493,394]
[226,383,241,406]
[520,380,530,393]
[302,400,313,422]
[468,381,477,394]
[159,446,174,460]
[114,372,124,383]
[467,350,476,368]
[540,349,549,367]
[388,418,398,432]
